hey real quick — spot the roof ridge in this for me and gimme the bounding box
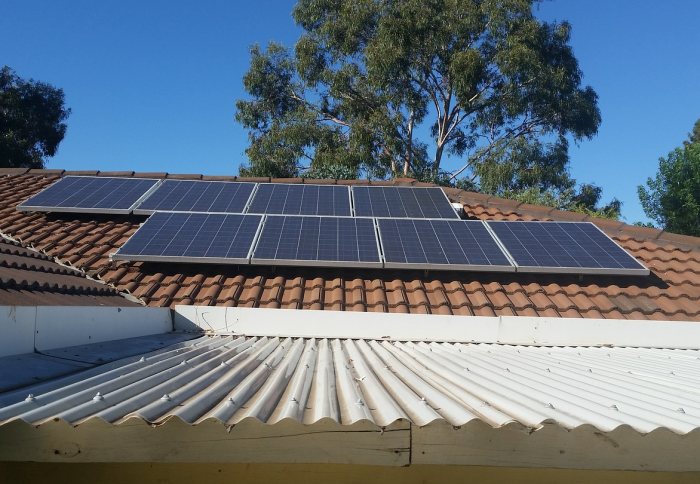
[3,168,700,247]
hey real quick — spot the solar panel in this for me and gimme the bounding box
[17,176,159,214]
[487,221,649,275]
[252,216,382,267]
[377,219,514,271]
[133,180,256,214]
[247,184,351,216]
[112,212,263,264]
[352,186,458,219]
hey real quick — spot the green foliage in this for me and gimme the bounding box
[684,119,700,146]
[0,66,70,169]
[235,0,600,193]
[638,143,700,236]
[501,183,621,219]
[301,163,358,180]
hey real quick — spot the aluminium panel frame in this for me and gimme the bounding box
[485,220,650,276]
[249,257,383,269]
[110,253,253,266]
[131,179,259,216]
[17,176,162,215]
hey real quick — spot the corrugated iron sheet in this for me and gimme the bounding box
[1,335,700,434]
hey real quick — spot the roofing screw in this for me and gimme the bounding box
[610,404,619,411]
[139,357,146,362]
[227,398,236,405]
[356,399,365,407]
[161,394,171,402]
[93,392,104,402]
[545,403,555,409]
[25,394,35,402]
[180,360,188,366]
[677,408,686,414]
[290,397,299,404]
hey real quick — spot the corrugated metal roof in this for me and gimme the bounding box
[1,335,700,434]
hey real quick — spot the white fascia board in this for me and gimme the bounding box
[0,306,37,357]
[34,306,172,351]
[173,305,700,349]
[173,305,498,342]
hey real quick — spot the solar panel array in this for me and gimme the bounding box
[113,212,263,264]
[487,221,648,275]
[134,180,256,214]
[247,184,351,216]
[18,176,648,275]
[352,186,458,219]
[253,216,381,267]
[18,176,159,214]
[378,219,513,271]
[18,177,458,220]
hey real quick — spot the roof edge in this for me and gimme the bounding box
[174,305,700,350]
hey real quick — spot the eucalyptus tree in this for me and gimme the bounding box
[639,123,700,236]
[236,0,600,198]
[0,66,70,169]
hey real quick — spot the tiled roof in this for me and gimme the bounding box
[1,168,699,320]
[2,334,700,434]
[0,234,139,307]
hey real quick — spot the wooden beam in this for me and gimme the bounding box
[2,462,700,484]
[413,421,700,472]
[0,419,410,466]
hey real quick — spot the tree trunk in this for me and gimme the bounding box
[434,141,445,172]
[403,110,414,176]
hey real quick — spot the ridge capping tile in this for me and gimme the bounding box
[97,171,135,177]
[657,231,700,248]
[0,168,30,174]
[485,197,522,210]
[201,175,237,181]
[64,170,99,176]
[165,173,203,180]
[133,172,168,178]
[336,179,365,185]
[27,169,64,175]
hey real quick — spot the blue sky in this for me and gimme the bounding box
[2,0,698,223]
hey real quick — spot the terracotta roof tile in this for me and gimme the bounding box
[1,171,699,320]
[0,239,137,306]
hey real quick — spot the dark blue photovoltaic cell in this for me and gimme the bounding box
[253,216,380,265]
[134,180,256,214]
[114,212,262,262]
[352,187,458,219]
[18,176,158,212]
[247,184,351,216]
[487,221,648,273]
[378,219,512,269]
